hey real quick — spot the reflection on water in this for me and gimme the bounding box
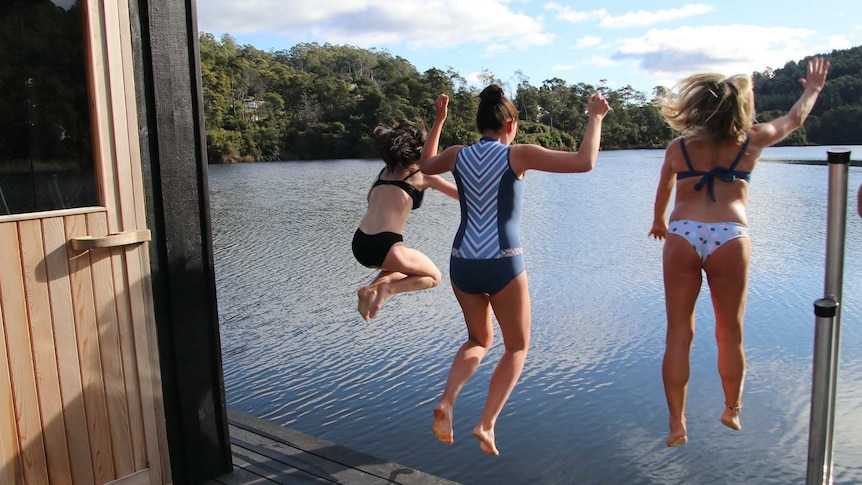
[209,148,862,485]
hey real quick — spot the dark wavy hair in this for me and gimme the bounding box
[372,119,428,171]
[477,84,519,132]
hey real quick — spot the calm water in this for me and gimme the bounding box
[208,146,862,485]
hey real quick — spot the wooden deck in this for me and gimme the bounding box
[207,410,460,485]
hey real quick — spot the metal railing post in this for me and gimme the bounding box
[806,150,851,485]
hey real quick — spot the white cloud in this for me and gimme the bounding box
[612,25,816,83]
[545,4,606,23]
[465,71,485,86]
[198,0,553,50]
[546,3,713,28]
[549,55,616,73]
[828,35,852,49]
[575,36,602,48]
[600,4,715,29]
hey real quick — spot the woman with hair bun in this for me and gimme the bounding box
[649,57,830,447]
[352,100,458,321]
[421,84,609,455]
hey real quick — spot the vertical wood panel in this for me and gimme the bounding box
[117,0,147,230]
[144,272,171,485]
[84,0,121,232]
[87,213,135,478]
[111,246,147,470]
[0,287,23,485]
[0,223,49,484]
[125,245,163,483]
[19,220,73,483]
[103,0,135,232]
[117,0,168,476]
[42,217,96,484]
[87,0,170,480]
[67,213,116,483]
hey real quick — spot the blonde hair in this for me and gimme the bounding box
[661,73,755,143]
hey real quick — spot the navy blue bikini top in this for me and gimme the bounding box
[371,168,424,210]
[677,133,752,201]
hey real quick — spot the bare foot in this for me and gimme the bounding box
[666,418,688,447]
[357,287,376,322]
[721,404,742,431]
[433,405,454,445]
[666,432,688,447]
[368,287,389,320]
[472,424,499,456]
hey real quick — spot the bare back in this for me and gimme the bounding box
[358,165,456,234]
[668,135,766,224]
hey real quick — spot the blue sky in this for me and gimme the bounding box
[196,0,862,95]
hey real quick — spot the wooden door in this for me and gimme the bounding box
[0,1,170,484]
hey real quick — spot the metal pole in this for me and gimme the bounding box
[806,150,850,485]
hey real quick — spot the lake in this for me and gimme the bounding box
[208,146,862,485]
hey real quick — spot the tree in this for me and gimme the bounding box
[196,33,862,161]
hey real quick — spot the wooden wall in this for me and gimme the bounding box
[0,0,233,482]
[0,209,164,484]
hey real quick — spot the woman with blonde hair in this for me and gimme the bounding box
[649,57,830,446]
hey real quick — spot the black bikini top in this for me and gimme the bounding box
[677,133,752,202]
[371,167,424,210]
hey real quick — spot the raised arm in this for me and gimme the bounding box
[425,174,459,200]
[421,94,449,164]
[421,94,463,175]
[421,145,461,175]
[750,56,830,148]
[649,146,677,240]
[510,93,610,175]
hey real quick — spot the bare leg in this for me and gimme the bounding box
[704,238,750,431]
[661,236,703,447]
[358,271,401,321]
[471,272,531,456]
[357,243,441,320]
[433,286,494,445]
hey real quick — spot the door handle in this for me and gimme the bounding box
[70,229,151,250]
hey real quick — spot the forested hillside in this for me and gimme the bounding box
[198,34,862,162]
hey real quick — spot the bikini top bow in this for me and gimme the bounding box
[693,167,750,202]
[678,134,752,202]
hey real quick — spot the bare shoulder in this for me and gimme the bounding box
[664,136,685,159]
[421,144,463,175]
[667,136,684,149]
[511,143,549,157]
[748,123,779,148]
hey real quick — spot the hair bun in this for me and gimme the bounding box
[479,84,504,103]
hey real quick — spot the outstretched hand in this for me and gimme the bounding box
[649,221,667,240]
[799,56,830,93]
[587,93,610,119]
[435,94,449,121]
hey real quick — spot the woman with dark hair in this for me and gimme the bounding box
[421,84,609,455]
[649,57,830,447]
[352,95,458,321]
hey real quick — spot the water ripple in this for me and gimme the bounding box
[209,155,862,485]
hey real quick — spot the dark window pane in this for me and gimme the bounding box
[0,0,97,215]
